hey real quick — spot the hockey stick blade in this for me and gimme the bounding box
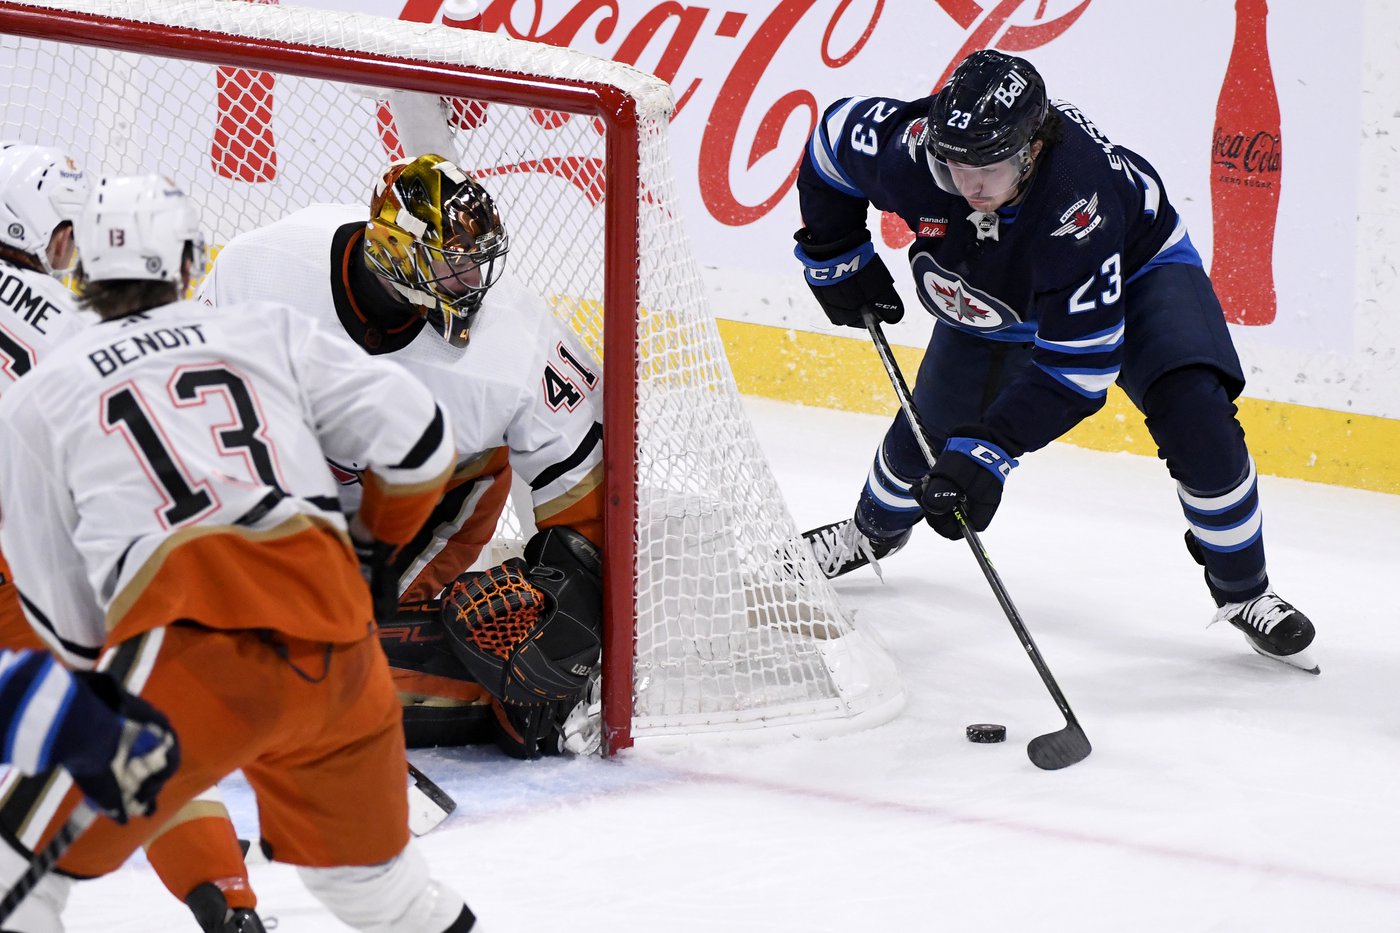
[407,762,457,836]
[1027,722,1092,771]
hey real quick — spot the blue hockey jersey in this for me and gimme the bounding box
[0,649,92,776]
[797,95,1204,456]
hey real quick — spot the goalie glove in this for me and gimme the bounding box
[440,526,602,707]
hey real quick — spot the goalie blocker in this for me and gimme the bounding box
[441,527,603,758]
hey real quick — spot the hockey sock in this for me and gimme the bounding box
[146,802,257,911]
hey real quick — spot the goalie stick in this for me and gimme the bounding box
[0,802,95,925]
[861,310,1092,771]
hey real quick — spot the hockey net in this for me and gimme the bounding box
[0,0,904,752]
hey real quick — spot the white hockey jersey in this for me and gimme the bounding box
[0,299,453,666]
[0,258,91,393]
[0,260,93,652]
[196,204,604,602]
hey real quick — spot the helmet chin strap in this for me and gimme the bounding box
[427,291,483,349]
[1003,145,1042,209]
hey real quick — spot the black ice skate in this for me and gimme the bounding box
[1213,590,1320,675]
[185,882,269,932]
[802,519,909,580]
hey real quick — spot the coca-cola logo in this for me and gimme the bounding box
[215,1,1097,237]
[1213,128,1282,175]
[400,0,1094,238]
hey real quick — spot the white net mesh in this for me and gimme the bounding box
[0,0,904,744]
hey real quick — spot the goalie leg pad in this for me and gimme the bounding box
[441,526,602,706]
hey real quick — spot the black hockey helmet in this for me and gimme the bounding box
[926,49,1048,167]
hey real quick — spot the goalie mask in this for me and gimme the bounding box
[75,174,206,284]
[0,141,88,276]
[364,154,509,348]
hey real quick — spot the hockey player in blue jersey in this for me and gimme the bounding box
[0,648,177,824]
[796,49,1318,674]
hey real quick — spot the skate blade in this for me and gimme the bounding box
[1248,641,1320,675]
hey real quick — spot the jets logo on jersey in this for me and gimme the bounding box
[911,251,1021,332]
[1051,193,1102,239]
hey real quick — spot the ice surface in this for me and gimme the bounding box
[63,398,1400,931]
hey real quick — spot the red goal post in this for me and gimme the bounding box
[0,0,904,754]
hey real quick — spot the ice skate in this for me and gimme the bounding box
[806,515,912,574]
[185,882,269,932]
[1213,590,1319,674]
[802,519,909,580]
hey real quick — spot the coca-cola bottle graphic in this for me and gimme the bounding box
[442,0,488,130]
[211,0,280,182]
[1210,0,1282,325]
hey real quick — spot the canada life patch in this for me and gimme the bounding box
[1051,192,1102,239]
[918,217,948,238]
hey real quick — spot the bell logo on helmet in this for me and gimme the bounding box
[993,69,1029,110]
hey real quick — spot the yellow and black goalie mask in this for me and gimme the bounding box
[364,154,509,348]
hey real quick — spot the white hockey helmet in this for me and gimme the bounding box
[76,174,205,284]
[0,141,88,275]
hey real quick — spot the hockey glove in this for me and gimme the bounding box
[915,432,1019,540]
[51,671,179,824]
[794,227,904,327]
[441,526,603,706]
[351,531,398,626]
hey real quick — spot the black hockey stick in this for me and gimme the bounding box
[406,762,457,836]
[861,310,1091,770]
[0,801,96,925]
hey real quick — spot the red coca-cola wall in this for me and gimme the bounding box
[280,0,1365,389]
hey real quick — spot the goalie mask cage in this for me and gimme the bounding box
[0,0,904,753]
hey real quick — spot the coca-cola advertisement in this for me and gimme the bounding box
[1210,0,1282,326]
[282,0,1369,413]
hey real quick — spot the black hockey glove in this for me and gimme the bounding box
[351,532,399,626]
[440,526,602,706]
[915,432,1019,540]
[51,671,180,824]
[794,226,904,327]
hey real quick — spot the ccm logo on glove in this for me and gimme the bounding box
[793,226,904,327]
[916,434,1019,539]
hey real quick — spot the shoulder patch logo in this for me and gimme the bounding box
[901,117,929,161]
[1051,192,1102,239]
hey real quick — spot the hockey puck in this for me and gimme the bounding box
[966,723,1007,743]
